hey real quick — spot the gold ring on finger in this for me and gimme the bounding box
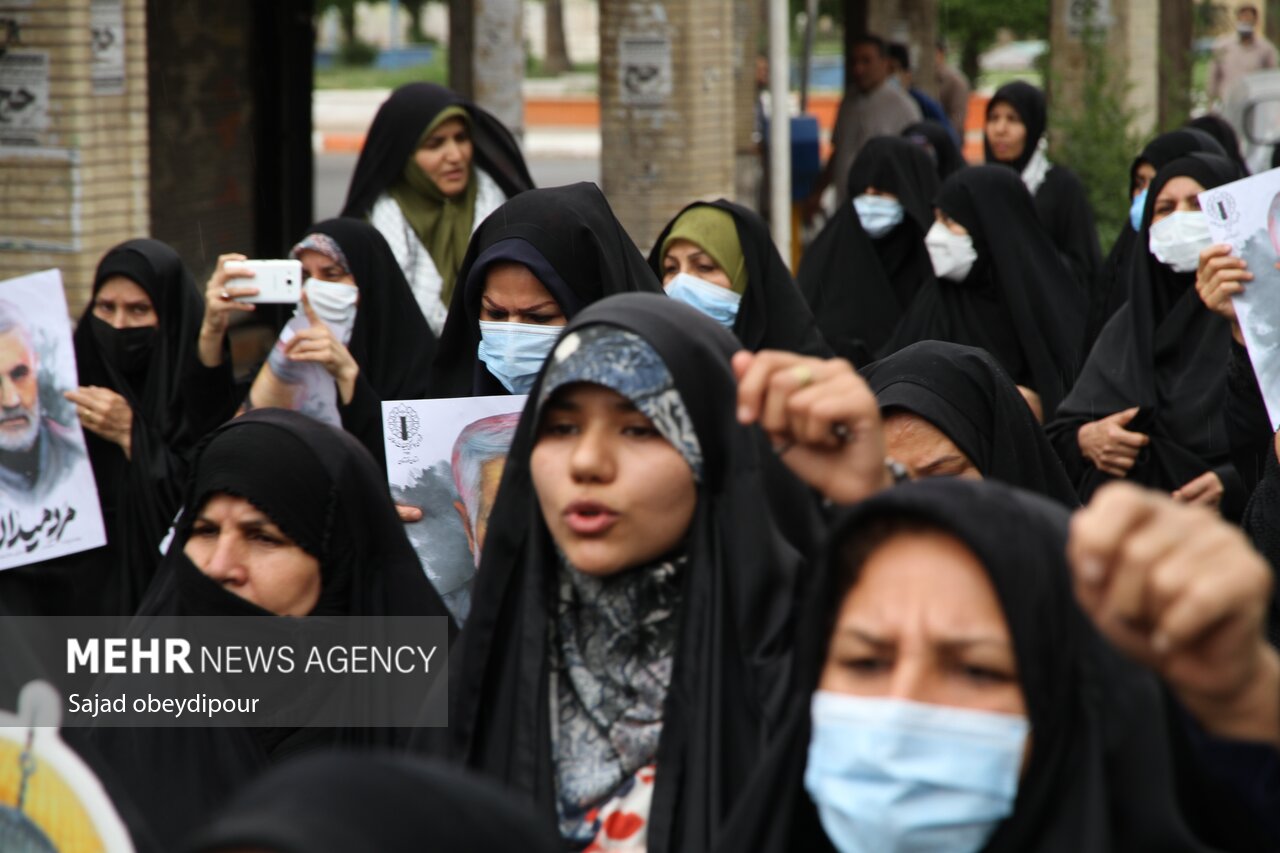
[791,364,814,389]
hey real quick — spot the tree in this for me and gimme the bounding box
[937,0,1048,83]
[402,0,438,45]
[542,0,572,76]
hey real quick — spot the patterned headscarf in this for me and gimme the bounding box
[538,325,703,482]
[289,233,351,275]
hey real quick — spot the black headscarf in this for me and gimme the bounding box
[902,119,967,180]
[713,478,1214,853]
[887,165,1086,419]
[984,81,1046,173]
[798,138,938,366]
[340,82,533,219]
[183,753,562,853]
[649,199,831,357]
[1186,114,1250,177]
[427,183,663,397]
[92,409,454,848]
[1048,154,1247,515]
[426,294,812,852]
[985,81,1102,290]
[1087,129,1228,350]
[298,218,436,467]
[49,239,214,613]
[862,341,1079,505]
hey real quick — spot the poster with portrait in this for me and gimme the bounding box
[382,395,527,624]
[0,680,135,851]
[0,269,107,570]
[1201,170,1280,429]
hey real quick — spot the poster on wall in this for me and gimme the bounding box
[0,49,50,145]
[0,269,108,571]
[619,30,672,106]
[91,0,126,96]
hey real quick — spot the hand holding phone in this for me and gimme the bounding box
[225,260,303,303]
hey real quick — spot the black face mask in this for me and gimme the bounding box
[90,315,158,376]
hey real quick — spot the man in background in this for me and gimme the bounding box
[803,34,921,218]
[888,42,957,143]
[1210,4,1278,106]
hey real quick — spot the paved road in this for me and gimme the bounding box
[314,153,601,218]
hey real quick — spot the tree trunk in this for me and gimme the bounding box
[543,0,572,75]
[339,1,357,46]
[1158,0,1193,130]
[404,0,427,43]
[960,36,980,86]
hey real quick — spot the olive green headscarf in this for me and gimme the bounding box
[388,105,477,307]
[659,205,748,295]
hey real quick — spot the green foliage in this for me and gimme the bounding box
[339,39,379,66]
[315,56,448,90]
[937,0,1049,82]
[1048,7,1143,251]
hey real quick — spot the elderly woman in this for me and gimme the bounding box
[90,409,452,848]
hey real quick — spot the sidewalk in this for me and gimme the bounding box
[315,86,988,162]
[313,88,602,158]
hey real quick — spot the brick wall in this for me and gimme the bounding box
[600,0,737,252]
[0,0,150,316]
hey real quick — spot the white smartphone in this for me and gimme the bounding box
[225,260,303,303]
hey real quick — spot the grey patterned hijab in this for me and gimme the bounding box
[538,325,703,480]
[536,325,699,842]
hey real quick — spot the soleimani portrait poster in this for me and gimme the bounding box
[382,395,526,624]
[1201,169,1280,428]
[0,270,107,571]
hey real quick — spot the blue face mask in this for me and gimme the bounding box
[854,194,906,239]
[476,320,563,394]
[804,692,1029,853]
[664,272,742,331]
[1130,187,1149,232]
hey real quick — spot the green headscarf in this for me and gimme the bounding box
[388,105,477,307]
[660,206,748,295]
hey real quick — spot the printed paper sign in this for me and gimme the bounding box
[0,50,50,144]
[0,269,108,570]
[1201,168,1280,428]
[619,31,672,106]
[382,396,526,624]
[91,0,126,96]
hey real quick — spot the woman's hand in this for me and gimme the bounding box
[64,386,133,458]
[733,350,892,505]
[1195,244,1247,344]
[199,253,259,367]
[395,505,423,523]
[285,295,359,404]
[1171,470,1224,509]
[1069,482,1280,747]
[1078,406,1149,477]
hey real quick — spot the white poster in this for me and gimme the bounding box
[1200,169,1280,428]
[90,0,126,96]
[0,49,49,144]
[382,395,526,624]
[0,269,107,570]
[619,31,672,106]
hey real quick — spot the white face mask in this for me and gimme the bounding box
[1148,210,1211,273]
[924,221,978,282]
[304,279,359,328]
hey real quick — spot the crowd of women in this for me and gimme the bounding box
[2,76,1280,852]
